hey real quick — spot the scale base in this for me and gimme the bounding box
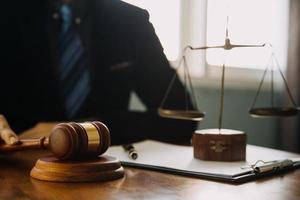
[192,129,246,161]
[30,155,124,182]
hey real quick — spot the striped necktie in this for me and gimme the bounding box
[58,4,90,118]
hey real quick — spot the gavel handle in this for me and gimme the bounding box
[0,137,49,153]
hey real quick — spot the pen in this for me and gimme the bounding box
[123,144,138,160]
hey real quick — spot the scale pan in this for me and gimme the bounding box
[158,108,205,121]
[249,107,299,117]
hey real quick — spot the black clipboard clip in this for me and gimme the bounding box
[231,159,300,183]
[242,159,294,173]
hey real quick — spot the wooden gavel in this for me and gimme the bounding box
[0,121,110,160]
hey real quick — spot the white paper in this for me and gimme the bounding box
[106,140,300,177]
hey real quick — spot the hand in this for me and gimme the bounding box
[0,115,19,145]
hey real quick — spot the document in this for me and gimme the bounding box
[106,140,300,183]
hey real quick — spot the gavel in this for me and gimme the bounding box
[0,121,110,160]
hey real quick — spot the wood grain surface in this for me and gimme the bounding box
[0,124,300,200]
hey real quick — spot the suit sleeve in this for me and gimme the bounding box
[133,11,189,110]
[131,10,198,143]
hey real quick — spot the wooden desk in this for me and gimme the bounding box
[1,123,300,200]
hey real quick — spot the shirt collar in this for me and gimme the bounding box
[51,0,89,25]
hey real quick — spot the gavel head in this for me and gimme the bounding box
[48,121,110,160]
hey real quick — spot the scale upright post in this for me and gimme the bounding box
[190,17,265,161]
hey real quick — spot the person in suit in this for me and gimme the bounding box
[1,0,196,145]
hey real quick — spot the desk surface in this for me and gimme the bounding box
[1,123,300,200]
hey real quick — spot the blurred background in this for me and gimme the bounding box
[123,0,300,153]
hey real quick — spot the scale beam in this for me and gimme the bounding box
[186,39,265,51]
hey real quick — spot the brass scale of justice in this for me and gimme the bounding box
[158,17,299,161]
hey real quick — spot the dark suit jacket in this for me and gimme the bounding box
[2,0,196,144]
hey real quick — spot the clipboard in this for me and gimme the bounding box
[106,140,300,184]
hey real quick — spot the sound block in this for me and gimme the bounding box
[30,155,125,182]
[192,129,246,161]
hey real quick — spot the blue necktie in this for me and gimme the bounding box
[58,5,90,118]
